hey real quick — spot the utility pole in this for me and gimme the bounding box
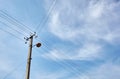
[25,33,41,79]
[25,34,34,79]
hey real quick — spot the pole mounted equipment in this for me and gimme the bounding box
[36,43,41,47]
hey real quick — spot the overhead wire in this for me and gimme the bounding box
[34,48,75,72]
[0,26,24,42]
[0,10,34,35]
[34,0,82,74]
[0,25,31,79]
[0,10,34,32]
[35,38,83,77]
[0,24,29,79]
[35,0,57,33]
[0,26,81,78]
[0,0,83,77]
[34,0,79,71]
[35,45,82,77]
[0,21,26,36]
[0,28,81,78]
[0,3,52,79]
[0,10,31,79]
[28,36,80,75]
[33,0,76,69]
[0,10,41,79]
[0,15,28,36]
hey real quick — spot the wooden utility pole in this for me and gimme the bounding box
[25,33,41,79]
[25,34,34,79]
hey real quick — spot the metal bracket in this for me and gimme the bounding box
[24,32,37,44]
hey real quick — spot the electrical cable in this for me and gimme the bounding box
[33,0,78,70]
[0,1,83,77]
[35,0,57,33]
[0,10,34,32]
[35,46,82,77]
[0,10,34,34]
[0,14,29,36]
[35,38,83,77]
[0,27,24,42]
[35,35,87,76]
[34,48,74,71]
[0,21,26,36]
[0,27,81,78]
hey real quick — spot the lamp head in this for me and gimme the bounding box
[36,43,41,47]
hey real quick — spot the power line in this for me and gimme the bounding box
[35,0,57,33]
[0,1,83,78]
[35,38,84,77]
[0,10,34,32]
[0,24,81,78]
[35,35,88,76]
[35,47,83,77]
[0,25,80,78]
[33,0,79,71]
[0,27,24,42]
[35,48,75,70]
[0,14,28,36]
[0,10,34,34]
[0,21,26,36]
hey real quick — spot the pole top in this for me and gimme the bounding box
[24,32,37,44]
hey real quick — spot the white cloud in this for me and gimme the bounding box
[87,0,105,20]
[42,42,103,61]
[43,0,120,61]
[41,49,73,60]
[76,43,102,60]
[48,0,120,44]
[49,11,80,41]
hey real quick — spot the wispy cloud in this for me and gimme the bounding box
[42,42,103,60]
[48,0,120,43]
[44,0,120,61]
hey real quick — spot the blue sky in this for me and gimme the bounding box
[0,0,120,79]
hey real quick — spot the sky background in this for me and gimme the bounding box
[0,0,120,79]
